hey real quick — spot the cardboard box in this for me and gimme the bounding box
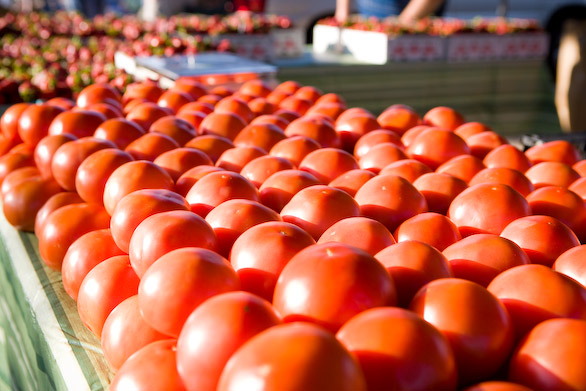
[272,27,305,58]
[447,32,549,62]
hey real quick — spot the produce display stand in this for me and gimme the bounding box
[0,210,113,391]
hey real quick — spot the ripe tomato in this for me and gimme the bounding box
[487,264,586,340]
[334,113,380,152]
[299,148,359,184]
[149,116,196,146]
[401,125,435,148]
[454,121,492,140]
[61,228,125,301]
[281,185,361,240]
[230,221,315,301]
[250,114,289,130]
[238,79,272,98]
[215,96,255,123]
[466,131,509,159]
[0,102,29,143]
[177,101,214,116]
[217,322,367,391]
[101,295,168,371]
[33,133,77,179]
[175,166,224,197]
[469,167,534,196]
[109,339,187,391]
[239,155,294,188]
[379,159,432,182]
[375,240,453,307]
[1,166,39,196]
[0,151,35,185]
[157,89,193,114]
[500,215,580,266]
[410,278,514,386]
[284,116,341,149]
[305,102,346,121]
[508,318,586,391]
[126,102,172,132]
[318,216,395,256]
[436,154,486,183]
[173,78,207,100]
[483,144,532,173]
[336,307,457,391]
[462,381,535,391]
[93,118,146,149]
[412,172,468,215]
[422,106,466,130]
[215,145,266,173]
[46,97,75,111]
[138,247,240,337]
[153,147,213,181]
[184,134,234,163]
[328,169,375,197]
[448,183,531,237]
[354,174,428,232]
[524,139,581,166]
[278,95,312,116]
[273,242,396,331]
[129,210,217,278]
[233,123,286,152]
[269,135,321,167]
[573,159,586,176]
[377,105,421,135]
[259,169,321,212]
[34,191,83,236]
[103,160,175,216]
[358,143,408,173]
[125,132,180,161]
[75,148,134,205]
[553,245,586,287]
[17,103,65,146]
[442,234,530,287]
[406,128,471,170]
[353,129,403,159]
[314,92,346,107]
[524,161,581,189]
[176,291,281,391]
[198,112,247,141]
[84,102,123,120]
[76,83,122,108]
[122,82,164,104]
[394,212,461,252]
[48,110,107,139]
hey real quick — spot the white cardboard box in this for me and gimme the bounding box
[446,32,549,62]
[272,27,305,58]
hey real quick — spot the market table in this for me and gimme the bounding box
[0,210,113,391]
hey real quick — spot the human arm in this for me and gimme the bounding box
[335,0,351,23]
[398,0,445,23]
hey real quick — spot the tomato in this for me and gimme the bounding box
[410,278,514,386]
[274,80,301,94]
[442,234,530,287]
[17,103,65,146]
[328,169,376,197]
[394,212,461,252]
[314,92,346,107]
[436,154,486,183]
[176,291,281,391]
[177,101,214,116]
[334,113,380,152]
[1,176,62,232]
[269,135,321,167]
[175,166,224,197]
[153,147,213,181]
[238,79,272,98]
[281,185,361,240]
[75,148,134,205]
[454,121,493,140]
[299,148,359,184]
[33,133,77,179]
[233,123,286,152]
[273,242,396,331]
[250,114,289,130]
[157,90,193,114]
[354,174,428,232]
[239,155,294,188]
[138,247,240,337]
[93,117,146,149]
[198,94,223,106]
[126,101,172,132]
[336,307,457,391]
[483,144,532,173]
[51,137,117,191]
[205,199,282,257]
[448,183,531,237]
[356,143,406,173]
[198,112,247,141]
[378,158,432,182]
[463,381,535,391]
[1,166,40,196]
[76,83,122,108]
[129,210,217,278]
[500,215,580,266]
[524,161,581,189]
[215,96,254,123]
[0,102,29,143]
[48,110,107,139]
[336,108,375,126]
[173,78,207,100]
[217,322,367,391]
[149,116,196,146]
[294,86,322,104]
[422,106,466,130]
[0,151,35,185]
[487,264,586,341]
[259,169,321,212]
[215,145,266,173]
[278,95,312,116]
[84,102,124,119]
[466,131,509,159]
[103,160,175,215]
[376,105,421,135]
[45,97,76,111]
[38,203,111,270]
[573,159,586,176]
[524,139,581,166]
[184,134,234,163]
[109,339,187,391]
[509,318,586,390]
[284,116,341,149]
[185,171,259,217]
[122,82,164,105]
[317,216,395,256]
[34,191,84,236]
[110,188,190,253]
[125,132,180,161]
[401,125,435,148]
[305,102,346,122]
[553,245,586,287]
[101,295,168,371]
[469,167,534,196]
[61,228,125,301]
[406,128,471,170]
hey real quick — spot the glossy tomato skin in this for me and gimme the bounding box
[101,295,168,371]
[508,318,586,391]
[34,191,84,236]
[217,322,367,391]
[33,133,78,180]
[317,216,395,256]
[463,381,535,391]
[410,278,514,387]
[394,212,462,252]
[138,247,240,337]
[93,117,146,149]
[259,169,321,213]
[18,103,65,146]
[0,102,30,143]
[48,110,107,139]
[336,307,457,391]
[38,203,111,270]
[273,242,397,332]
[176,291,282,391]
[109,339,187,391]
[299,148,359,184]
[553,245,586,288]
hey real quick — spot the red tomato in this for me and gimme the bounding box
[406,128,471,170]
[109,339,187,391]
[175,165,224,197]
[524,161,581,189]
[129,210,217,278]
[38,203,111,270]
[314,92,346,107]
[124,132,180,161]
[573,159,586,176]
[17,103,65,146]
[250,114,289,130]
[353,129,403,159]
[0,102,29,143]
[463,381,535,391]
[185,171,259,217]
[238,79,272,98]
[410,278,514,386]
[138,247,240,337]
[509,318,586,390]
[273,242,396,331]
[77,83,122,108]
[149,116,196,146]
[269,135,321,167]
[233,123,286,152]
[258,169,321,212]
[214,96,255,123]
[401,125,435,148]
[394,212,461,251]
[354,174,428,232]
[336,307,457,391]
[284,116,341,149]
[524,139,581,165]
[448,183,531,237]
[454,121,493,140]
[305,102,346,121]
[173,78,207,100]
[33,133,77,179]
[466,131,509,159]
[48,110,107,138]
[77,255,140,337]
[101,295,168,371]
[469,167,534,196]
[198,112,247,141]
[46,97,76,111]
[279,95,312,116]
[553,245,586,288]
[177,101,214,116]
[483,144,532,173]
[422,106,465,130]
[217,322,367,391]
[379,159,433,182]
[34,191,83,236]
[299,148,359,184]
[376,105,421,135]
[61,228,125,301]
[328,169,376,197]
[184,134,234,163]
[335,113,380,152]
[176,291,281,391]
[157,90,193,114]
[152,147,213,181]
[487,264,586,341]
[281,185,361,240]
[1,166,39,196]
[436,154,486,183]
[239,155,294,188]
[122,82,164,104]
[126,101,172,132]
[317,216,395,256]
[103,160,175,216]
[442,234,530,287]
[93,117,146,149]
[375,240,453,307]
[75,148,134,205]
[84,102,123,119]
[215,145,266,173]
[0,151,35,185]
[500,215,580,266]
